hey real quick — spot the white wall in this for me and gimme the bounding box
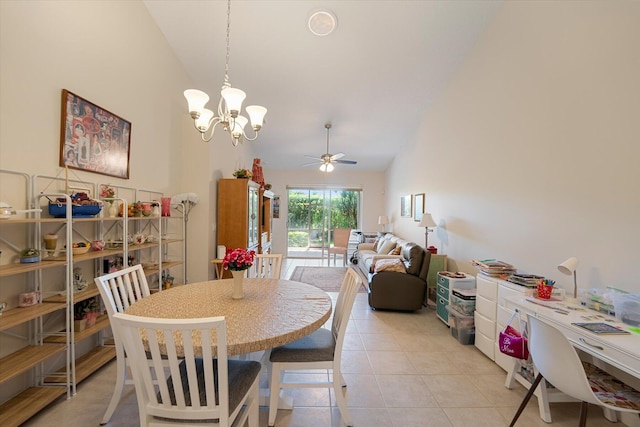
[0,0,262,283]
[263,168,386,255]
[386,1,640,295]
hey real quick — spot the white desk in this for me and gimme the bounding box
[504,296,640,423]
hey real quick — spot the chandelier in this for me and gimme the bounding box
[183,0,267,146]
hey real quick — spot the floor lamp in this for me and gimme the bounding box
[418,213,436,248]
[557,257,579,299]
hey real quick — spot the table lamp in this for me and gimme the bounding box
[418,213,437,248]
[557,257,579,298]
[378,215,389,233]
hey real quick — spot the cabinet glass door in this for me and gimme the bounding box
[248,186,259,248]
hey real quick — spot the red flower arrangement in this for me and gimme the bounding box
[222,247,256,271]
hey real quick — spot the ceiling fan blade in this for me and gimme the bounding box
[302,161,322,167]
[331,152,345,160]
[335,159,357,164]
[304,155,323,161]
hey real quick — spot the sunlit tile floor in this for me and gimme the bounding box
[22,258,633,426]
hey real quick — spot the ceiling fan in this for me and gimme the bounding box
[304,123,358,172]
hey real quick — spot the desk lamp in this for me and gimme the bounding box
[378,215,389,233]
[557,257,579,299]
[418,213,437,248]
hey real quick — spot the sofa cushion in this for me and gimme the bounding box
[377,240,396,255]
[374,258,406,273]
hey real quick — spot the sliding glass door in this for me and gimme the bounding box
[287,187,361,259]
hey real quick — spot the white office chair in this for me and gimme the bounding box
[248,253,282,279]
[267,267,362,427]
[94,264,152,424]
[509,315,640,426]
[111,313,261,427]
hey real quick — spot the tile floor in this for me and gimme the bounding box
[22,258,632,426]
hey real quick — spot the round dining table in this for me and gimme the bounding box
[124,278,332,356]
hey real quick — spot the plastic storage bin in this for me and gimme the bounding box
[450,288,476,316]
[446,305,475,345]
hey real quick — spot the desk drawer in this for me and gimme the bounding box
[475,330,495,360]
[475,311,496,340]
[476,295,497,320]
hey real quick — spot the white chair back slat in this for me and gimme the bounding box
[249,253,283,279]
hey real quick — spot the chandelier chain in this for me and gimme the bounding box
[223,0,231,89]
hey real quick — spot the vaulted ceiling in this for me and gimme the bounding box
[144,1,502,171]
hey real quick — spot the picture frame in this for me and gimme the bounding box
[60,89,131,179]
[413,193,425,221]
[400,194,412,218]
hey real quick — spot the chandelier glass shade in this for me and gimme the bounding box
[184,0,266,145]
[319,162,334,172]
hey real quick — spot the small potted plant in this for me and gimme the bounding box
[233,169,252,179]
[73,297,101,331]
[20,248,40,263]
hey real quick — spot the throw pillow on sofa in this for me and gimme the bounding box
[388,246,401,255]
[377,240,396,255]
[374,258,406,273]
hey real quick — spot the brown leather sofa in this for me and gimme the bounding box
[356,233,431,311]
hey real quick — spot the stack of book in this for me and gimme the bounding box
[471,259,516,278]
[507,272,544,288]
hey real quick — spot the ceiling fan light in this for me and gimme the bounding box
[184,89,209,119]
[221,87,246,117]
[246,105,267,129]
[319,162,334,172]
[195,108,214,132]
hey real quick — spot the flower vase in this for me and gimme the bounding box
[108,203,118,218]
[231,270,245,299]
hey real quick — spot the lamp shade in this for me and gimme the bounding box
[319,163,334,172]
[418,213,436,228]
[184,89,209,118]
[195,108,214,132]
[221,87,246,115]
[245,105,267,129]
[557,257,579,275]
[378,215,389,225]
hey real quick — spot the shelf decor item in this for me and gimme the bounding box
[233,168,252,179]
[222,247,256,299]
[20,248,40,263]
[60,89,131,179]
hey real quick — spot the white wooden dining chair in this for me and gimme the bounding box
[94,264,151,424]
[111,313,261,427]
[247,253,283,279]
[509,315,640,426]
[267,267,362,427]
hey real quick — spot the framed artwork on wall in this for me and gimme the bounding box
[400,194,412,218]
[413,193,425,221]
[59,89,132,179]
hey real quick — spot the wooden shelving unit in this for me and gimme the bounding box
[0,171,185,424]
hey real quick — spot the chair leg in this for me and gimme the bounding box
[509,373,543,427]
[268,364,282,427]
[579,401,588,427]
[100,352,127,424]
[333,375,353,427]
[248,382,259,427]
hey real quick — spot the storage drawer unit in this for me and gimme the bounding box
[474,275,499,360]
[436,272,475,325]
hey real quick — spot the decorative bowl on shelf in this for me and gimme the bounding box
[72,245,91,255]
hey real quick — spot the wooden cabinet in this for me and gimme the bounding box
[217,179,261,252]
